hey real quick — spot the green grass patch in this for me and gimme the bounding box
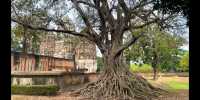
[130,64,153,73]
[154,80,189,92]
[147,77,189,92]
[166,81,189,90]
[11,85,59,95]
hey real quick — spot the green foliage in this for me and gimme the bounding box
[11,31,23,51]
[165,81,189,91]
[129,64,153,73]
[178,51,189,72]
[11,13,49,53]
[148,78,189,92]
[96,57,103,72]
[11,24,41,53]
[11,85,59,95]
[125,25,186,72]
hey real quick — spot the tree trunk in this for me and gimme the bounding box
[73,49,165,100]
[71,31,166,99]
[152,51,159,80]
[153,67,157,80]
[22,27,28,53]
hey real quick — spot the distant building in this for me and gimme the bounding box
[11,51,74,72]
[39,33,97,73]
[75,39,97,73]
[11,33,97,73]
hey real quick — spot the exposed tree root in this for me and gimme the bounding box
[71,69,167,100]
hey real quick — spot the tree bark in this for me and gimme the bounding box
[151,48,159,80]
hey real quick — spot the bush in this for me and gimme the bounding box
[129,64,153,73]
[11,85,59,95]
[178,52,189,72]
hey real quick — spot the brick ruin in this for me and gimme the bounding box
[11,33,97,86]
[39,33,97,73]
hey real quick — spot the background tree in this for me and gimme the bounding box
[178,51,189,72]
[11,24,28,53]
[11,13,48,54]
[11,0,186,99]
[11,23,47,54]
[11,26,23,51]
[125,25,186,80]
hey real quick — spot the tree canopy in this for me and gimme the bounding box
[11,23,44,53]
[153,0,189,25]
[124,25,186,79]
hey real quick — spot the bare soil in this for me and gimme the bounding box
[157,90,188,100]
[11,90,189,100]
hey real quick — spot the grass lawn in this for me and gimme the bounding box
[146,76,189,92]
[166,80,189,90]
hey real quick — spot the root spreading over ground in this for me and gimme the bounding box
[72,69,167,100]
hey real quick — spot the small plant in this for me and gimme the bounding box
[11,85,59,95]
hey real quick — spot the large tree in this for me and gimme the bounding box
[11,0,184,99]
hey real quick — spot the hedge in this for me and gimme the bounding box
[11,85,59,95]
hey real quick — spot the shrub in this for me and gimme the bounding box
[11,85,59,95]
[129,64,153,73]
[178,52,189,72]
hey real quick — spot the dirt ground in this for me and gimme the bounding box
[11,90,189,100]
[12,76,189,100]
[157,90,188,100]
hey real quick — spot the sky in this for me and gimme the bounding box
[180,26,189,51]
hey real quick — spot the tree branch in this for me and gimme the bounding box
[115,32,145,57]
[131,0,154,11]
[71,0,99,41]
[71,0,94,32]
[93,0,106,33]
[101,0,115,26]
[133,18,159,29]
[77,0,97,9]
[124,14,173,32]
[118,0,129,19]
[11,18,89,38]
